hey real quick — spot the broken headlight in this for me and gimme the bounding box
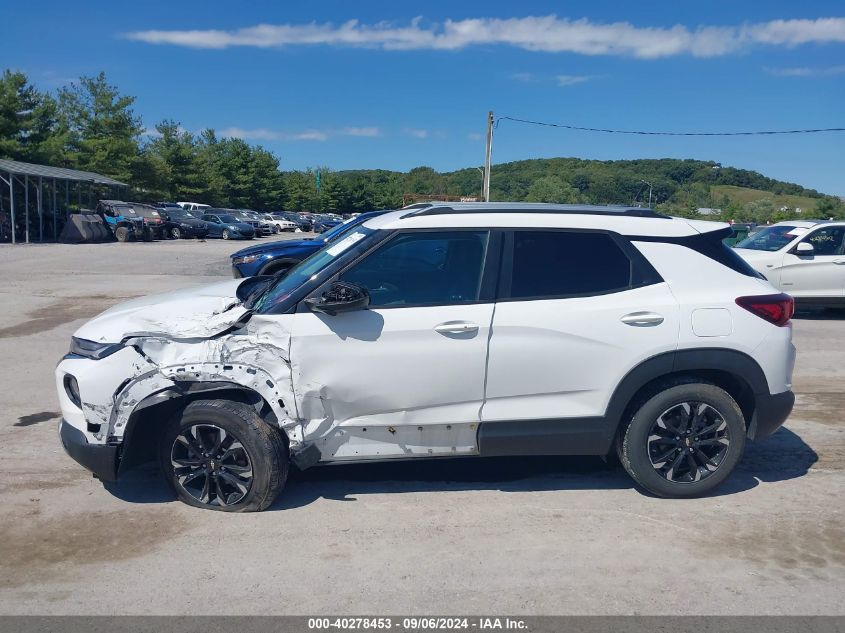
[70,337,122,360]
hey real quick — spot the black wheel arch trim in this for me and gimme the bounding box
[258,258,301,276]
[115,381,281,477]
[479,347,778,457]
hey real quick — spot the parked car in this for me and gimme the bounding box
[178,202,211,214]
[57,203,795,511]
[312,214,343,234]
[95,200,150,242]
[227,210,272,237]
[157,206,210,239]
[279,212,312,232]
[129,204,167,240]
[231,211,388,277]
[262,213,298,233]
[722,223,756,247]
[201,211,255,240]
[734,220,845,307]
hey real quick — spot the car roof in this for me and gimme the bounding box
[768,220,824,228]
[361,202,727,237]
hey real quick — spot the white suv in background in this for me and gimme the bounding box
[734,220,845,307]
[177,201,212,213]
[56,203,796,511]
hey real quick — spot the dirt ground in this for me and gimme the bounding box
[0,238,843,615]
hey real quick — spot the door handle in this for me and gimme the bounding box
[434,321,479,334]
[621,312,664,327]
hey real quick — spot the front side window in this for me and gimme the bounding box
[509,231,635,299]
[340,231,489,307]
[801,227,845,256]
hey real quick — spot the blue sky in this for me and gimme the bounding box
[4,0,845,194]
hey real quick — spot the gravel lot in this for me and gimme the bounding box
[0,238,843,615]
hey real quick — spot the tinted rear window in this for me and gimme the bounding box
[509,231,638,299]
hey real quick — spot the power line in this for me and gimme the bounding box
[495,115,845,136]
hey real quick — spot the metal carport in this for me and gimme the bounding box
[0,159,127,244]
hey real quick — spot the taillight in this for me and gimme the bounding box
[735,293,794,326]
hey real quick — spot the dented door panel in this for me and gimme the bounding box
[289,304,495,459]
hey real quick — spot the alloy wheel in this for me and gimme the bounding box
[647,402,730,484]
[171,424,254,507]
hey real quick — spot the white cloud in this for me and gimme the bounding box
[217,126,381,142]
[555,74,592,86]
[125,16,845,58]
[403,128,429,139]
[510,72,538,82]
[765,64,845,76]
[342,126,382,137]
[467,132,483,141]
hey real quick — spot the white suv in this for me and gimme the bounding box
[734,220,845,307]
[56,203,796,511]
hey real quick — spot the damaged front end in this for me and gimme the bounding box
[55,279,306,481]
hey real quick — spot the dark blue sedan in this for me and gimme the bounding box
[202,212,255,240]
[230,211,386,277]
[312,215,343,233]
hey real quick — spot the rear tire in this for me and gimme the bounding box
[159,399,288,512]
[619,383,746,498]
[170,226,182,239]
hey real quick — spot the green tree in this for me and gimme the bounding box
[57,72,144,184]
[525,176,579,203]
[0,70,60,163]
[145,120,203,200]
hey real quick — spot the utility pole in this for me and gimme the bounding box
[640,179,653,207]
[482,111,494,202]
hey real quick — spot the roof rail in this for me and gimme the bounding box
[400,203,670,220]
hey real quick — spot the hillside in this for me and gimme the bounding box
[329,158,841,221]
[710,185,822,214]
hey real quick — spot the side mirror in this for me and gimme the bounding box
[305,281,369,316]
[796,242,814,255]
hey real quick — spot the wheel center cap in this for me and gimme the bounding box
[683,437,692,448]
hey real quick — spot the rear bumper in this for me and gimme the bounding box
[750,390,795,440]
[59,419,119,482]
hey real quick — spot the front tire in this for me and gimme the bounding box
[159,400,288,512]
[170,226,182,239]
[619,383,746,498]
[222,229,231,240]
[114,226,129,242]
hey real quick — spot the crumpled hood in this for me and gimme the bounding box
[231,237,316,258]
[74,279,249,343]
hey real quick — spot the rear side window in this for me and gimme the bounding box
[507,231,651,299]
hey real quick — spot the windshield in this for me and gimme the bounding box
[253,228,375,313]
[167,210,192,219]
[218,215,238,223]
[736,225,803,252]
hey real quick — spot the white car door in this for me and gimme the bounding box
[289,229,497,461]
[482,230,680,452]
[779,226,845,299]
